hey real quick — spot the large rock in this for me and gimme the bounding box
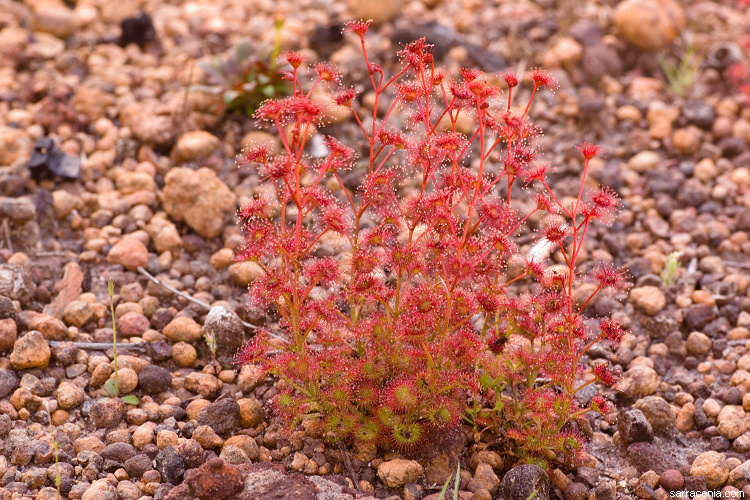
[10,331,51,369]
[613,0,685,51]
[203,305,244,366]
[501,464,550,500]
[160,167,236,239]
[691,451,729,489]
[180,458,243,500]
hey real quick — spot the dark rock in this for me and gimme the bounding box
[156,446,185,485]
[123,454,153,479]
[719,387,741,406]
[683,475,707,493]
[0,369,19,399]
[501,464,550,500]
[682,100,715,130]
[148,340,172,362]
[120,13,157,48]
[101,442,137,463]
[690,382,712,401]
[89,398,126,428]
[569,19,602,45]
[51,341,78,366]
[197,393,239,435]
[150,308,174,331]
[181,458,243,500]
[580,44,623,85]
[593,481,617,500]
[564,482,589,500]
[618,408,654,445]
[721,136,747,158]
[142,443,160,460]
[704,43,743,71]
[710,436,731,452]
[177,235,203,254]
[684,304,717,331]
[138,365,172,395]
[626,442,678,474]
[0,295,16,320]
[28,137,81,180]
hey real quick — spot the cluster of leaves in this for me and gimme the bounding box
[190,20,290,116]
[657,44,702,99]
[235,20,627,468]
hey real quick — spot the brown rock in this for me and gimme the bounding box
[63,300,96,327]
[43,262,83,319]
[172,341,197,367]
[160,167,237,239]
[31,2,75,39]
[0,317,17,352]
[0,126,33,166]
[10,387,42,412]
[238,398,263,428]
[181,457,243,500]
[222,435,259,461]
[10,331,51,369]
[613,0,685,51]
[691,451,729,489]
[90,397,126,428]
[184,372,221,399]
[116,171,156,195]
[630,286,666,315]
[81,478,117,500]
[107,238,149,271]
[468,462,500,494]
[348,0,401,25]
[119,102,176,147]
[171,131,222,164]
[27,313,67,341]
[163,316,203,343]
[56,381,86,410]
[118,311,151,337]
[110,368,139,394]
[378,459,424,488]
[71,87,115,123]
[75,436,106,454]
[191,425,224,449]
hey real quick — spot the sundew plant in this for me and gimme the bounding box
[235,20,627,467]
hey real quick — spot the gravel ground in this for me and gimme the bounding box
[2,0,750,499]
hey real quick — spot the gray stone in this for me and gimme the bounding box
[501,464,550,500]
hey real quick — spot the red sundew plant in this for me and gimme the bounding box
[235,19,628,467]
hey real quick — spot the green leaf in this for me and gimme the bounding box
[436,475,451,500]
[121,395,140,405]
[453,463,460,500]
[104,379,117,398]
